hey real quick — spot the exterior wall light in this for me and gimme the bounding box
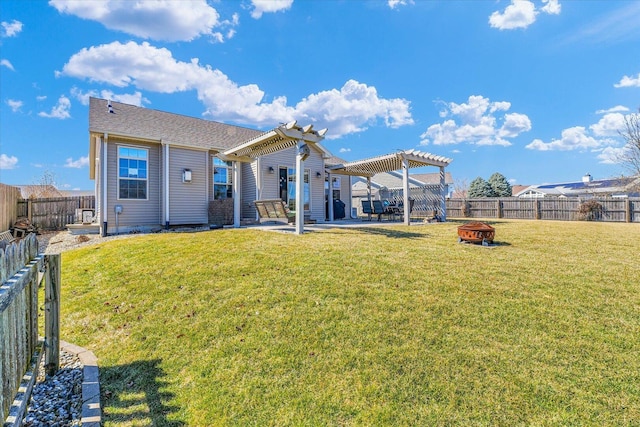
[183,169,192,183]
[268,166,275,174]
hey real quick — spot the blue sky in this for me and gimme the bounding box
[1,0,639,191]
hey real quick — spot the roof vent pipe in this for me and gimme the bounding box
[582,173,592,183]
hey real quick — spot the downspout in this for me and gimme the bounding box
[164,143,170,229]
[102,133,109,236]
[93,136,100,226]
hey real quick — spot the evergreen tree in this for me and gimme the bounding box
[468,177,494,198]
[488,172,512,197]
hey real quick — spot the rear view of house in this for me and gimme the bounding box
[89,98,346,235]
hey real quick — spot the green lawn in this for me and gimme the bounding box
[58,220,640,426]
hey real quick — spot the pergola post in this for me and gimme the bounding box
[439,166,447,222]
[255,157,262,221]
[295,141,305,235]
[402,156,410,226]
[233,161,241,228]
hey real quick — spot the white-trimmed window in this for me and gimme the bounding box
[213,158,232,199]
[118,146,148,199]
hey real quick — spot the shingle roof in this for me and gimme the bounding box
[89,97,263,150]
[411,172,453,185]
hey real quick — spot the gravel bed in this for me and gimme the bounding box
[23,351,83,427]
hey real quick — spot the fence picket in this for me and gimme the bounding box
[0,234,49,423]
[16,196,95,231]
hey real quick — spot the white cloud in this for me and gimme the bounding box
[614,73,640,88]
[388,0,414,9]
[590,113,626,137]
[420,95,530,147]
[1,59,14,71]
[541,0,561,15]
[489,0,537,30]
[597,146,626,165]
[36,95,47,101]
[489,0,561,30]
[250,0,293,19]
[38,95,71,119]
[1,20,23,37]
[0,154,19,169]
[6,99,23,112]
[528,111,634,152]
[58,41,413,138]
[64,156,89,168]
[339,148,351,153]
[499,113,532,137]
[71,87,149,107]
[49,0,232,42]
[295,80,414,138]
[526,126,601,151]
[596,105,629,114]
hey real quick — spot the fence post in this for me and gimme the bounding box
[496,199,502,218]
[535,200,541,220]
[625,199,631,223]
[44,254,60,376]
[27,199,33,223]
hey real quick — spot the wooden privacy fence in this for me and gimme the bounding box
[17,196,95,231]
[0,234,60,425]
[446,197,640,222]
[0,185,21,232]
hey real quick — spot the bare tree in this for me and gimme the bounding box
[452,178,469,199]
[23,170,62,198]
[618,109,640,177]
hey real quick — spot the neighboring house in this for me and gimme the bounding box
[514,174,640,198]
[88,98,352,235]
[16,185,63,199]
[510,185,530,197]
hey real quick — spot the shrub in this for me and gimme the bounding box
[577,199,605,221]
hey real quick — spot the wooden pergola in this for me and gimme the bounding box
[328,149,452,225]
[221,121,326,234]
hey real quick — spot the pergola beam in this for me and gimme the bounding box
[221,121,326,233]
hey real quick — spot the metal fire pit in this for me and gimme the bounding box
[458,221,495,245]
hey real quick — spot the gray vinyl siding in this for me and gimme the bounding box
[107,140,161,232]
[169,147,208,225]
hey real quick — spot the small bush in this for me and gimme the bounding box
[577,199,605,221]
